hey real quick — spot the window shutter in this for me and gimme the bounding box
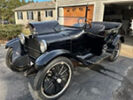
[45,11,48,17]
[31,12,34,20]
[27,12,29,19]
[51,11,53,17]
[21,12,23,19]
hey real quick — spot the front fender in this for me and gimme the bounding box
[5,38,20,49]
[35,49,72,70]
[5,38,24,64]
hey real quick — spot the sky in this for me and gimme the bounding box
[26,0,51,2]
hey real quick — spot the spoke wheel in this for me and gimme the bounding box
[34,57,73,100]
[109,41,121,61]
[41,62,71,98]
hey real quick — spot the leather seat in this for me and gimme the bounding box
[87,23,105,34]
[92,22,122,30]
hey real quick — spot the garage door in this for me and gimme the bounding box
[64,5,94,26]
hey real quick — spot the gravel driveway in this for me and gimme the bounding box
[0,45,133,100]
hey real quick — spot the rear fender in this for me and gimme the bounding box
[120,36,124,43]
[112,35,124,46]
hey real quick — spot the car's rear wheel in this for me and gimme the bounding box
[108,41,121,62]
[6,48,28,72]
[34,57,73,100]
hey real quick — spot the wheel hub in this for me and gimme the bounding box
[57,78,62,84]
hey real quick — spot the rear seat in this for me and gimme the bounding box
[87,23,105,34]
[92,22,122,30]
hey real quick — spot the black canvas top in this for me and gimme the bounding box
[29,20,59,34]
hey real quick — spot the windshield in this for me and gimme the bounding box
[58,16,86,28]
[58,6,89,28]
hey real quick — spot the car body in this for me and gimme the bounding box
[5,6,124,100]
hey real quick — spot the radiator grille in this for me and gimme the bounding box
[25,38,41,59]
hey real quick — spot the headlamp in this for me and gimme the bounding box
[40,40,47,53]
[19,33,25,44]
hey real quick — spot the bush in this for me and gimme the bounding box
[22,28,31,36]
[0,24,23,40]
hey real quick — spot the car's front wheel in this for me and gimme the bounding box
[6,48,28,72]
[34,57,73,100]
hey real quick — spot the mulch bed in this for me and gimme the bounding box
[0,40,7,45]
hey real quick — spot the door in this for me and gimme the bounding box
[64,5,94,26]
[38,11,41,21]
[87,5,94,22]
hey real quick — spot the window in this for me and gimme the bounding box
[72,8,76,11]
[79,7,83,11]
[27,11,34,20]
[17,12,23,20]
[45,10,53,17]
[67,9,70,12]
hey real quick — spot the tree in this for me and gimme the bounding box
[22,0,26,4]
[28,0,34,3]
[0,0,28,24]
[0,0,7,24]
[6,0,22,23]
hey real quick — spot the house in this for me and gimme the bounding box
[57,0,133,21]
[14,1,56,25]
[57,0,133,35]
[15,0,133,35]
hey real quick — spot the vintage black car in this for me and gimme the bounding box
[5,7,124,100]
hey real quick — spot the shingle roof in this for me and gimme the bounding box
[14,1,56,11]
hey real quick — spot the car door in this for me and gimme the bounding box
[71,32,105,56]
[85,33,105,56]
[71,32,90,55]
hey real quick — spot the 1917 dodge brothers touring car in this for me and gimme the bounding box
[5,6,124,100]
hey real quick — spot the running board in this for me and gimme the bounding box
[86,53,109,65]
[77,53,93,60]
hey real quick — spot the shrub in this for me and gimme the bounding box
[22,28,31,36]
[0,24,23,40]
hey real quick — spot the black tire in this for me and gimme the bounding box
[34,57,73,100]
[108,41,121,62]
[6,48,27,72]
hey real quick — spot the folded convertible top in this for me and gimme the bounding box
[29,20,59,34]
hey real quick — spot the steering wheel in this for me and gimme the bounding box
[86,19,92,29]
[77,18,92,30]
[78,17,85,24]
